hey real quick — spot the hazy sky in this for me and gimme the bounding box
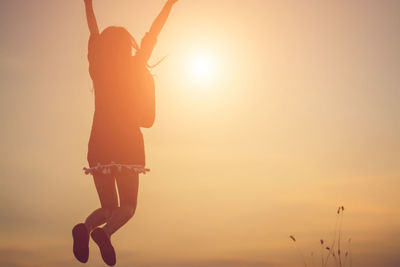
[0,0,399,266]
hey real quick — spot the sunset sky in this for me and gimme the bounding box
[0,0,399,266]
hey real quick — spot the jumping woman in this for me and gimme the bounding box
[73,0,179,265]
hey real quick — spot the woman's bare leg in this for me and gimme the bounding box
[73,173,118,263]
[84,173,119,231]
[102,170,139,237]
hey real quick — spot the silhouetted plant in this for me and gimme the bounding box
[289,206,352,267]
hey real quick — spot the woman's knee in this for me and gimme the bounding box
[120,204,137,219]
[101,206,117,220]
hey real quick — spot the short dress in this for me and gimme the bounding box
[83,31,157,176]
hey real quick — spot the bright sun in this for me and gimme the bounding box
[188,54,219,83]
[193,57,213,76]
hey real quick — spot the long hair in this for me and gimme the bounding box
[92,26,139,86]
[91,26,156,125]
[95,26,165,73]
[98,26,139,57]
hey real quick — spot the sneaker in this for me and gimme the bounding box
[72,223,89,263]
[91,228,116,266]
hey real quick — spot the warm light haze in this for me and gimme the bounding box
[0,0,399,266]
[189,53,219,82]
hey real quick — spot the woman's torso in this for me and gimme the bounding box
[88,56,146,166]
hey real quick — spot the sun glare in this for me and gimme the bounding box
[193,57,212,76]
[188,54,219,83]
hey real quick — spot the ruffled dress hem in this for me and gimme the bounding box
[83,162,150,176]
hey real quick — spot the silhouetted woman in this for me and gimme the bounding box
[73,0,179,265]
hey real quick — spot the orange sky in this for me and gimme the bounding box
[0,0,399,266]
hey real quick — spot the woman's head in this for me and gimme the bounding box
[97,26,139,59]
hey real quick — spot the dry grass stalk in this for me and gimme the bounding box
[324,206,344,267]
[290,206,352,267]
[289,235,308,267]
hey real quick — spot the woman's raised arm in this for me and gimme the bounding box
[148,0,179,38]
[137,0,179,62]
[84,0,99,35]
